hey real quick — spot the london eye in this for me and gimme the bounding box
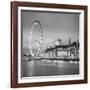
[29,20,43,57]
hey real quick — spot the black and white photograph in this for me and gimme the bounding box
[11,2,87,87]
[21,9,80,78]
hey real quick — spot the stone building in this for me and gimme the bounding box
[45,41,79,59]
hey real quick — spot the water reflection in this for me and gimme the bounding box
[22,59,79,77]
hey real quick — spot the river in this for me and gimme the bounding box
[21,59,79,77]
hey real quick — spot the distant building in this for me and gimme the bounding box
[45,40,79,59]
[68,38,71,45]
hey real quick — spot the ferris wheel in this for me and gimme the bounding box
[29,20,43,57]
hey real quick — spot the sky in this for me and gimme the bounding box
[21,10,79,51]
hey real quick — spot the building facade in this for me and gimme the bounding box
[45,41,79,59]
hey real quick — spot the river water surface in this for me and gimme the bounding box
[21,59,79,77]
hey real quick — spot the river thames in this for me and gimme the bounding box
[21,59,79,77]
